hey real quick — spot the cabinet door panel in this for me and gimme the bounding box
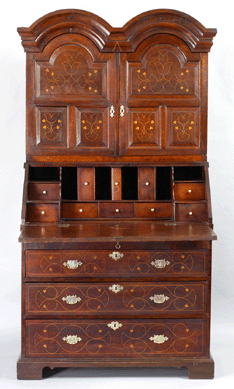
[119,37,204,157]
[28,34,116,157]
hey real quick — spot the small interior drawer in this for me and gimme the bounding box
[175,203,207,222]
[135,202,172,218]
[174,183,205,201]
[62,203,98,218]
[27,203,59,223]
[28,183,60,201]
[99,202,134,218]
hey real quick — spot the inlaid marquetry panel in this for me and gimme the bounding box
[25,282,206,315]
[36,49,103,97]
[131,49,196,96]
[75,108,113,154]
[26,319,206,357]
[35,107,68,149]
[120,109,160,155]
[166,108,200,149]
[25,250,208,278]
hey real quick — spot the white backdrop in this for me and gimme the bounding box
[0,0,234,387]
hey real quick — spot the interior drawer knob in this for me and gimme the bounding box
[189,211,193,215]
[79,209,83,213]
[41,211,45,215]
[115,208,120,213]
[188,189,192,193]
[84,182,89,186]
[151,208,155,212]
[114,182,119,186]
[42,190,47,194]
[145,182,150,186]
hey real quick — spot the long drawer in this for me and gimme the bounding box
[26,319,207,358]
[25,250,208,278]
[25,282,207,316]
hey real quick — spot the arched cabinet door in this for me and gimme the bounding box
[119,34,205,157]
[27,34,116,157]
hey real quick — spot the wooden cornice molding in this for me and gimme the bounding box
[18,9,217,53]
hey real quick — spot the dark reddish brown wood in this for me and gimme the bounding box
[28,183,60,201]
[111,168,122,200]
[61,202,98,218]
[175,203,207,222]
[138,167,155,200]
[25,319,207,358]
[27,203,59,223]
[174,183,205,201]
[135,202,172,218]
[25,249,209,278]
[25,281,207,315]
[77,168,95,200]
[17,9,217,380]
[99,203,134,218]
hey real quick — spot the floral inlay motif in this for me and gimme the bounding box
[81,113,103,142]
[133,113,155,142]
[172,112,195,141]
[41,112,62,141]
[134,51,193,95]
[44,51,101,95]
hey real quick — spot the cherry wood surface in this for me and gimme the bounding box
[17,8,216,380]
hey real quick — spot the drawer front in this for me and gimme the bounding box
[175,203,207,222]
[62,203,98,218]
[26,319,207,358]
[174,183,205,201]
[99,203,134,218]
[27,204,59,223]
[26,250,208,278]
[135,202,172,218]
[25,282,207,316]
[28,183,60,201]
[77,168,95,201]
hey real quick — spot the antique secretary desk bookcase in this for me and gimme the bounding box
[17,9,217,379]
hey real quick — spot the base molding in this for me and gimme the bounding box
[17,355,214,380]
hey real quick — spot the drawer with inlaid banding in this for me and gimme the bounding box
[25,250,209,278]
[25,319,207,358]
[25,282,207,316]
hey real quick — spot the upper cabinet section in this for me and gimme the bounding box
[18,9,216,162]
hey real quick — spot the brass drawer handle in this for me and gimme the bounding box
[63,260,83,269]
[62,335,82,344]
[62,295,82,305]
[109,251,124,260]
[151,259,170,268]
[107,321,122,331]
[149,334,169,344]
[149,294,169,304]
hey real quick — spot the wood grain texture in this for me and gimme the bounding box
[18,9,216,380]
